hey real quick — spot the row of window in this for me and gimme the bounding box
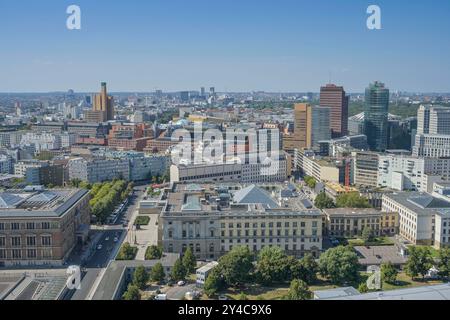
[0,248,52,260]
[0,222,55,231]
[0,235,52,247]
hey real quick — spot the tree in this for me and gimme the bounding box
[133,266,149,290]
[116,242,138,261]
[303,176,316,189]
[123,284,141,300]
[182,248,197,275]
[289,254,318,284]
[150,263,166,283]
[314,192,335,209]
[405,247,433,280]
[145,246,163,260]
[361,226,374,244]
[255,246,289,285]
[336,193,371,208]
[171,258,186,281]
[381,262,398,284]
[285,279,312,300]
[204,268,225,297]
[218,246,254,287]
[437,248,450,280]
[318,246,360,285]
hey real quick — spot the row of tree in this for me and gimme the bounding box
[89,180,132,223]
[314,192,371,209]
[203,246,362,298]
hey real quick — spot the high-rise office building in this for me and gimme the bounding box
[92,82,114,122]
[180,91,190,102]
[364,81,389,152]
[200,87,206,97]
[414,105,450,158]
[319,84,349,138]
[417,105,450,135]
[292,103,330,150]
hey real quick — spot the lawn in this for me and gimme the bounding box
[134,215,150,226]
[360,271,444,291]
[347,237,394,247]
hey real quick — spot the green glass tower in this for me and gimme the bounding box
[364,81,389,151]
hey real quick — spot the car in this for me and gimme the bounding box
[218,295,228,301]
[113,237,119,243]
[105,237,110,241]
[177,281,186,287]
[97,244,103,250]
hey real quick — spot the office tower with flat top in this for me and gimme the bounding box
[320,84,349,138]
[364,81,389,152]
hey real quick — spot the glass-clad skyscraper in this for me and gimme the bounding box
[364,81,389,151]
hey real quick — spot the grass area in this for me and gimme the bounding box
[134,215,151,226]
[346,237,394,247]
[360,271,444,291]
[224,284,290,300]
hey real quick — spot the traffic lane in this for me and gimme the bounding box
[85,230,122,268]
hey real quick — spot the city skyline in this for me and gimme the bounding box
[1,0,450,93]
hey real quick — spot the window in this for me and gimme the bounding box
[41,236,52,247]
[0,223,4,231]
[41,222,51,230]
[26,236,36,247]
[11,236,21,247]
[0,237,5,247]
[12,249,22,259]
[27,249,37,259]
[26,223,35,230]
[0,249,6,259]
[11,223,20,231]
[168,230,173,239]
[42,249,52,259]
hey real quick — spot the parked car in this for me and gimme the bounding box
[97,244,103,250]
[177,281,186,287]
[154,294,167,301]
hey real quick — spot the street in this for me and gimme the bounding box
[65,186,147,300]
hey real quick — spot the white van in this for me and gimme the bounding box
[155,294,167,300]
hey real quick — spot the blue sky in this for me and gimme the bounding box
[0,0,449,92]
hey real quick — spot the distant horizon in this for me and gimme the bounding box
[1,0,450,92]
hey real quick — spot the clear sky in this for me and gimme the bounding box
[0,0,449,93]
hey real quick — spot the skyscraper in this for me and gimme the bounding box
[364,81,389,152]
[292,103,331,150]
[319,84,349,138]
[93,82,114,122]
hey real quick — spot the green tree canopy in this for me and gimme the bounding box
[289,254,318,285]
[381,262,398,284]
[438,248,450,279]
[405,247,433,280]
[318,246,360,285]
[171,258,186,281]
[285,279,312,300]
[203,268,225,297]
[123,284,141,301]
[336,193,371,208]
[145,246,163,260]
[150,263,166,283]
[133,265,149,290]
[314,192,335,209]
[182,247,197,275]
[218,246,254,287]
[255,246,289,285]
[361,226,375,243]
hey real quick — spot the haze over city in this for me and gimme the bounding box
[1,0,450,92]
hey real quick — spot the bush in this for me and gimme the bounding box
[134,216,151,226]
[116,242,138,261]
[145,246,163,260]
